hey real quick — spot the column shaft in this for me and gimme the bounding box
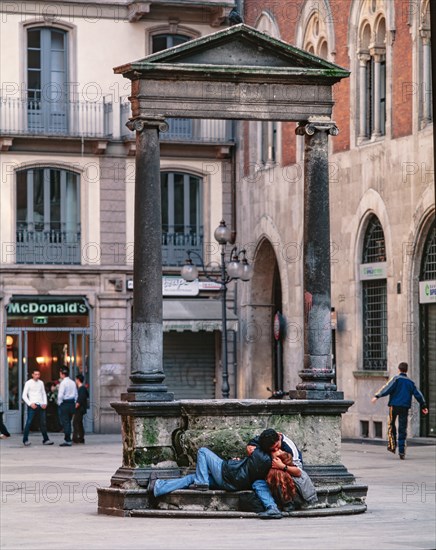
[125,116,173,401]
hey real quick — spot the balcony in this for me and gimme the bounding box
[120,98,233,143]
[16,229,81,265]
[0,97,113,138]
[162,230,203,267]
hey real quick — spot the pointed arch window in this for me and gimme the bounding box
[357,2,387,141]
[361,215,387,370]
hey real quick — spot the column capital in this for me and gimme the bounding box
[357,51,370,64]
[126,115,169,133]
[296,118,339,137]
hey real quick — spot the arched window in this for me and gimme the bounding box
[421,220,436,281]
[419,0,432,127]
[361,215,387,370]
[357,1,387,141]
[255,12,280,167]
[161,172,203,266]
[27,27,68,133]
[16,167,80,264]
[151,33,191,53]
[302,11,330,60]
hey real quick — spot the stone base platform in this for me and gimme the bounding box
[98,483,368,518]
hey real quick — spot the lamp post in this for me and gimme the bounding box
[181,220,253,398]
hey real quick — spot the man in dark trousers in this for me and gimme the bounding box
[372,362,428,459]
[73,374,89,444]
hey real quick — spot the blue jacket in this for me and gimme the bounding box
[375,373,427,409]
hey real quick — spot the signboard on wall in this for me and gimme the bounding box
[359,262,387,280]
[419,280,436,304]
[7,297,89,316]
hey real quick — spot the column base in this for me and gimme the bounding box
[121,391,174,402]
[289,389,344,400]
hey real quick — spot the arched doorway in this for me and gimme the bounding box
[242,239,282,397]
[419,219,436,436]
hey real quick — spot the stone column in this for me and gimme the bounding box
[124,115,173,402]
[371,51,383,137]
[291,118,343,400]
[421,31,432,124]
[358,53,370,141]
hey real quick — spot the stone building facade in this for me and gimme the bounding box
[0,0,238,433]
[237,0,435,439]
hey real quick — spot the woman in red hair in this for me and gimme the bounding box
[266,451,299,510]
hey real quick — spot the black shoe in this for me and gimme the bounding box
[258,507,283,519]
[282,502,296,512]
[388,446,396,454]
[43,440,54,445]
[399,453,405,460]
[188,483,209,491]
[59,441,72,447]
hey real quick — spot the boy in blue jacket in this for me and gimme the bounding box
[372,362,428,459]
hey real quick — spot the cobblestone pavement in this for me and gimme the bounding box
[0,434,435,550]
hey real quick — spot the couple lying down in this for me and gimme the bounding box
[149,428,317,519]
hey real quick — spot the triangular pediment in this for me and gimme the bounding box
[115,24,348,78]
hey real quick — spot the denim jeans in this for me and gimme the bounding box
[154,447,225,497]
[252,479,279,510]
[59,400,76,442]
[23,405,49,443]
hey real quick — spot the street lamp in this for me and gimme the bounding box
[181,219,253,398]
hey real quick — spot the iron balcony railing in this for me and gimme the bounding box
[0,97,113,138]
[162,231,203,266]
[120,98,233,143]
[16,229,81,265]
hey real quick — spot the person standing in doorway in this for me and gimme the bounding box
[58,368,78,447]
[22,369,54,446]
[73,374,88,444]
[372,362,428,459]
[0,396,11,439]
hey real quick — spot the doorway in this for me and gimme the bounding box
[5,328,92,434]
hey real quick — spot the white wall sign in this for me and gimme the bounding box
[419,280,436,304]
[360,262,387,280]
[162,277,199,296]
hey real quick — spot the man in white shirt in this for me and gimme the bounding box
[22,369,54,446]
[58,367,78,447]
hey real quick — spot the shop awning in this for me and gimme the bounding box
[163,299,238,332]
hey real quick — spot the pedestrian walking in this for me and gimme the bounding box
[73,374,89,444]
[58,367,78,447]
[0,396,11,439]
[372,362,428,459]
[22,369,54,446]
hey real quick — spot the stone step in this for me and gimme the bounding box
[130,503,367,519]
[151,483,367,514]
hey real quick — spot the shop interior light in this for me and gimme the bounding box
[6,335,14,347]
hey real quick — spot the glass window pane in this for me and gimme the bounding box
[152,35,168,53]
[28,50,40,69]
[27,70,41,92]
[65,172,78,237]
[173,174,184,230]
[33,169,45,231]
[16,171,28,226]
[7,335,20,410]
[51,31,65,51]
[189,176,199,231]
[50,170,61,231]
[161,173,168,230]
[28,29,40,48]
